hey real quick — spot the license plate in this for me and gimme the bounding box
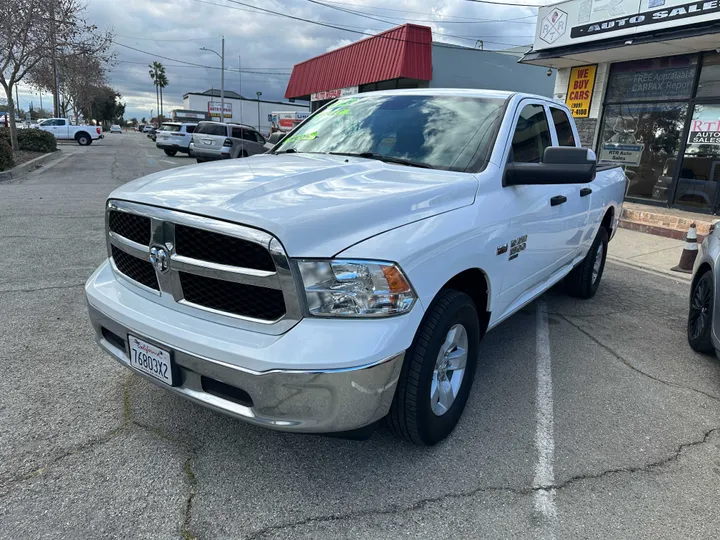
[128,335,173,385]
[160,135,169,141]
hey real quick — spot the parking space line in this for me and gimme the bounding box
[534,299,557,537]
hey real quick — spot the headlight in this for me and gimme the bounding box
[297,260,416,317]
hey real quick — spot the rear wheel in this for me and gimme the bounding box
[688,271,715,353]
[164,149,177,157]
[386,290,480,446]
[565,227,608,299]
[196,158,206,163]
[76,133,91,146]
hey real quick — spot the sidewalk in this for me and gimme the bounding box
[608,228,692,281]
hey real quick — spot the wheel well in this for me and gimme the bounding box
[692,262,712,291]
[601,207,614,235]
[75,131,89,139]
[441,269,490,333]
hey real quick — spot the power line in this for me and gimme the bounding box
[308,0,538,24]
[464,0,543,6]
[114,34,222,42]
[318,0,536,19]
[218,0,528,48]
[116,59,291,75]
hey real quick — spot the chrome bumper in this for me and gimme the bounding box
[88,304,404,433]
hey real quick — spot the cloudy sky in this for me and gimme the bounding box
[14,0,546,120]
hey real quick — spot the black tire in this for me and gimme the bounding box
[565,226,608,299]
[386,290,480,446]
[688,271,714,353]
[164,149,177,157]
[196,158,206,163]
[76,133,91,146]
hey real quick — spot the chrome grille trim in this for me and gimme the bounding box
[106,199,302,334]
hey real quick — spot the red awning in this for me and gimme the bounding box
[285,24,432,99]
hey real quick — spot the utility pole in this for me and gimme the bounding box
[238,54,245,124]
[50,0,60,117]
[220,36,225,123]
[256,91,262,132]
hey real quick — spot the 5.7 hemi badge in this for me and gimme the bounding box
[509,235,527,260]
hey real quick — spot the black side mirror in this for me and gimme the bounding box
[504,147,597,186]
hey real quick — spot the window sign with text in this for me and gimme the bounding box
[565,65,596,118]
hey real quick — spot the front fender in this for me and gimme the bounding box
[335,205,502,315]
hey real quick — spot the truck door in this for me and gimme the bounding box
[57,119,68,139]
[548,106,592,258]
[497,101,578,309]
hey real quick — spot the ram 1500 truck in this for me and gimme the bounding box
[35,118,103,145]
[86,89,626,445]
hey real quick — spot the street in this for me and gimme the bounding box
[1,133,719,539]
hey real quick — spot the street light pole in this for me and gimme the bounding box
[238,54,242,124]
[256,91,262,132]
[201,36,226,123]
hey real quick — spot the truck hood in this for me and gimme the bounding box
[110,153,477,256]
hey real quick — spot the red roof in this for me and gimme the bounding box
[285,24,433,99]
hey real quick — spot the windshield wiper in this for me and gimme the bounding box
[328,152,434,169]
[275,148,298,154]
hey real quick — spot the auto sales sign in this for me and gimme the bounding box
[533,0,720,51]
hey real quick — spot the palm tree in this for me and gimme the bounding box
[157,65,169,121]
[148,62,162,124]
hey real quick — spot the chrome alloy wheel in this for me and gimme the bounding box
[430,324,468,416]
[592,243,604,284]
[689,276,712,341]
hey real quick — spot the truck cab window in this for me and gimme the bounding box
[551,108,577,147]
[510,104,551,163]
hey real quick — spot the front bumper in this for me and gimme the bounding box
[85,261,416,432]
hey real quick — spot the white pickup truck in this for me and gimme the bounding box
[35,118,103,145]
[86,89,625,445]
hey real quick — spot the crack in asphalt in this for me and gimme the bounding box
[243,428,719,539]
[181,458,198,540]
[0,283,85,294]
[557,313,720,403]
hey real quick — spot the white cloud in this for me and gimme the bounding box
[9,0,540,119]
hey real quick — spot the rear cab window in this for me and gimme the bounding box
[550,108,577,147]
[510,103,552,163]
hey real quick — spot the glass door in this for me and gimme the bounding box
[673,104,720,212]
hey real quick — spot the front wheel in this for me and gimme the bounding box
[565,227,608,299]
[164,149,177,157]
[688,271,715,353]
[386,290,480,446]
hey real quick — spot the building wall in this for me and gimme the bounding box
[552,63,610,148]
[183,94,309,134]
[429,45,556,97]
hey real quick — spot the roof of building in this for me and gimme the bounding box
[200,89,244,99]
[285,24,433,99]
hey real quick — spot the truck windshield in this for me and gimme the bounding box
[273,94,507,172]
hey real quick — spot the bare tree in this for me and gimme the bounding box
[0,0,113,150]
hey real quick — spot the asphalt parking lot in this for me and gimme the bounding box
[1,133,719,540]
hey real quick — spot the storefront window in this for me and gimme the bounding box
[674,104,720,211]
[598,103,688,202]
[697,52,720,98]
[605,55,697,103]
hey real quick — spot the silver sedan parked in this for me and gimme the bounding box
[688,224,720,354]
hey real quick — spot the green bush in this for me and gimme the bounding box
[17,128,57,152]
[0,127,57,153]
[0,139,14,172]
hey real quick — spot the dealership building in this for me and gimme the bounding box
[522,0,720,214]
[284,24,556,112]
[181,89,309,134]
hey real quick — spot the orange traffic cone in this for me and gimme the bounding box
[671,224,698,274]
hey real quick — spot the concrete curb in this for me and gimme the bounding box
[0,150,63,182]
[607,255,692,282]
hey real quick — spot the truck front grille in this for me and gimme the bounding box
[108,210,151,245]
[111,245,159,290]
[179,272,286,320]
[106,201,301,333]
[175,224,275,271]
